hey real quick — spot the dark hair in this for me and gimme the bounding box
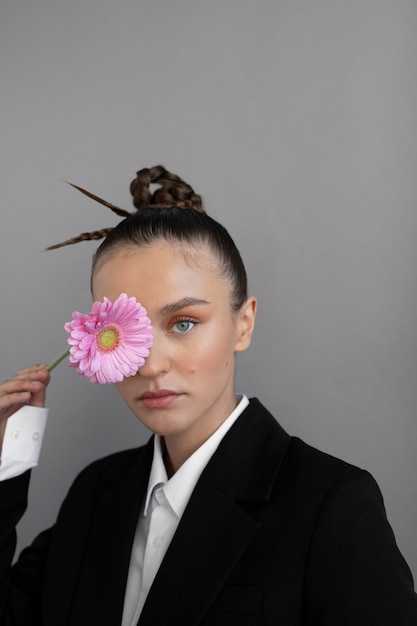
[48,165,248,311]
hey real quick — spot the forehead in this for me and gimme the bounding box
[92,241,229,308]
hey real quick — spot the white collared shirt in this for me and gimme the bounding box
[121,394,249,626]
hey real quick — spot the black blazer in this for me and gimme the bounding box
[1,398,416,625]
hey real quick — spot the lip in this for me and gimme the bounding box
[139,389,181,409]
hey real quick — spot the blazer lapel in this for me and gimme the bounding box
[66,440,154,626]
[138,398,291,625]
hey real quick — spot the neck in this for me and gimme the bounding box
[161,441,176,478]
[161,394,240,476]
[162,436,200,477]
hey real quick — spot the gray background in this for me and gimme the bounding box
[1,1,416,579]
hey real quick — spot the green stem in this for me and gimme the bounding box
[47,346,70,372]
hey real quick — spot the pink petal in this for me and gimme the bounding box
[64,293,153,383]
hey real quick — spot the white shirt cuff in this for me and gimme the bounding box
[0,405,48,481]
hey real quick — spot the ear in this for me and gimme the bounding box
[234,296,257,353]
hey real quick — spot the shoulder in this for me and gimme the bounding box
[247,397,361,476]
[246,397,381,508]
[285,437,385,530]
[284,432,385,519]
[74,444,149,479]
[61,439,153,505]
[286,435,365,487]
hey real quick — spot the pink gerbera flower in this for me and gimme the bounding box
[63,293,153,384]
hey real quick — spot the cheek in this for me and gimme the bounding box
[184,327,237,374]
[114,381,127,402]
[115,375,138,398]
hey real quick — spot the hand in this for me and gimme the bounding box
[0,365,50,450]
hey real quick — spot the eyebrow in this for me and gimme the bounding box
[159,297,210,315]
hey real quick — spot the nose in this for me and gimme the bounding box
[138,332,170,378]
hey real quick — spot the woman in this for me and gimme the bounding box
[0,166,416,624]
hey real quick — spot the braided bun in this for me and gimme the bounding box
[90,166,247,312]
[130,165,204,213]
[46,165,204,250]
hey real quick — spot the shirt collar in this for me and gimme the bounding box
[143,394,249,518]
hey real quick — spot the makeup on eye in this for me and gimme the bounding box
[170,317,198,333]
[145,298,210,335]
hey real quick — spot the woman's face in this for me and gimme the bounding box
[92,240,256,458]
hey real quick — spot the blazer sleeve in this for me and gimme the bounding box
[0,471,51,626]
[304,468,417,625]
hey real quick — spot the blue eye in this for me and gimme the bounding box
[172,319,195,333]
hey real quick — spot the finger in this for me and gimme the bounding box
[0,390,31,423]
[0,377,49,417]
[13,364,49,380]
[0,389,31,408]
[0,377,44,397]
[29,375,50,407]
[0,370,49,394]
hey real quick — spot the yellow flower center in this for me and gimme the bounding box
[97,327,119,351]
